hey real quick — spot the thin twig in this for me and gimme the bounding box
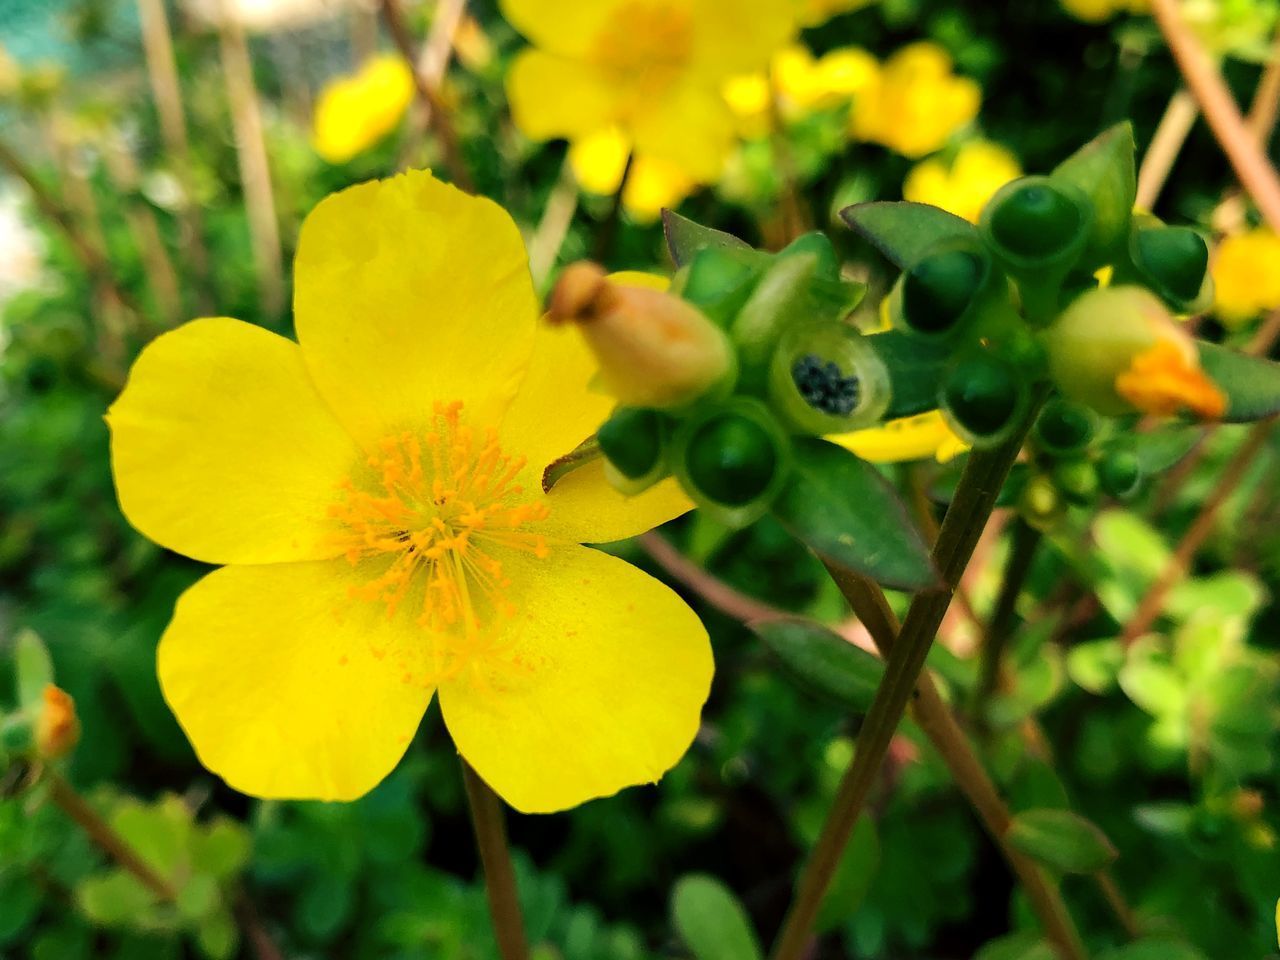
[591,151,634,264]
[1135,88,1198,211]
[461,761,529,960]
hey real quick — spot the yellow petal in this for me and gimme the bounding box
[569,128,632,196]
[690,0,797,78]
[830,411,969,464]
[439,543,711,813]
[313,55,414,164]
[507,49,619,142]
[623,155,697,221]
[499,0,622,57]
[294,170,538,448]
[539,459,691,544]
[108,318,358,565]
[160,561,435,801]
[631,80,734,182]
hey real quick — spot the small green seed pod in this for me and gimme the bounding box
[672,398,792,528]
[939,351,1029,448]
[1020,472,1065,531]
[597,407,670,495]
[1129,224,1213,314]
[1098,448,1143,500]
[891,239,994,341]
[1034,398,1098,458]
[768,321,892,436]
[1052,458,1100,506]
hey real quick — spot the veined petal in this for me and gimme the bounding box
[294,170,538,449]
[499,0,623,57]
[107,318,358,565]
[159,561,435,801]
[439,544,711,813]
[507,50,619,142]
[630,81,734,182]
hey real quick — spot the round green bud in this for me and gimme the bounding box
[1034,398,1097,457]
[1052,458,1100,506]
[686,417,777,506]
[1098,448,1142,500]
[0,715,33,756]
[780,231,840,280]
[988,180,1085,260]
[768,322,892,436]
[901,247,989,337]
[1020,473,1064,531]
[598,407,665,481]
[1132,226,1210,310]
[940,353,1026,445]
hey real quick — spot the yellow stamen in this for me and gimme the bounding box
[328,402,550,684]
[1114,339,1227,420]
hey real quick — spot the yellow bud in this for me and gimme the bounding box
[35,684,79,760]
[1043,286,1225,419]
[547,262,735,409]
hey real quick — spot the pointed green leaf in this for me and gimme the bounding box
[671,875,762,960]
[840,201,976,269]
[15,630,53,709]
[1006,808,1118,874]
[752,619,884,709]
[772,439,938,591]
[662,210,755,268]
[1198,341,1280,422]
[1051,122,1137,266]
[868,330,949,418]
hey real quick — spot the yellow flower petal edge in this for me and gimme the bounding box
[440,543,712,814]
[830,410,969,464]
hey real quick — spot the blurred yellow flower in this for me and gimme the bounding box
[1212,227,1280,327]
[108,170,709,813]
[569,128,697,221]
[1060,0,1148,21]
[794,0,876,27]
[725,44,878,138]
[903,140,1022,223]
[851,42,980,158]
[830,411,969,463]
[502,0,794,183]
[312,55,414,164]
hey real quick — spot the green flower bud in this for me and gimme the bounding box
[1034,398,1097,457]
[1,715,33,756]
[678,246,761,328]
[1130,224,1213,314]
[1052,458,1100,505]
[893,240,994,340]
[672,399,791,528]
[768,321,892,436]
[939,352,1028,447]
[1020,472,1065,531]
[597,407,670,495]
[779,231,841,280]
[1098,448,1142,500]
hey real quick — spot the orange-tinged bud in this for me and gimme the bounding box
[35,684,79,760]
[1115,340,1226,419]
[547,261,735,409]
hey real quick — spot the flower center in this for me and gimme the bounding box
[329,402,549,670]
[592,1,693,108]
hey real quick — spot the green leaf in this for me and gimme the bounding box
[14,629,53,709]
[1006,808,1117,874]
[840,201,976,269]
[671,875,763,960]
[76,871,158,926]
[662,210,755,268]
[0,871,41,945]
[772,439,938,591]
[195,909,238,960]
[189,819,251,881]
[1097,939,1208,960]
[176,873,218,921]
[975,932,1058,960]
[1198,341,1280,422]
[1050,122,1136,265]
[752,619,884,709]
[1066,639,1125,694]
[1129,425,1201,473]
[1119,641,1187,718]
[868,331,949,418]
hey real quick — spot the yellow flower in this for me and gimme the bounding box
[1212,227,1280,327]
[502,0,794,182]
[312,55,415,164]
[1060,0,1147,22]
[35,684,79,760]
[903,140,1022,224]
[724,45,878,138]
[569,128,697,221]
[794,0,876,27]
[829,410,969,463]
[107,171,710,813]
[851,42,980,158]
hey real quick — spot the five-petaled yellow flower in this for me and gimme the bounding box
[903,140,1022,224]
[107,170,712,814]
[502,0,793,184]
[312,54,415,164]
[1212,227,1280,328]
[851,42,980,159]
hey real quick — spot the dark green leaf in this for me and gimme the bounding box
[752,619,884,709]
[1006,809,1118,874]
[1128,425,1201,473]
[1198,341,1280,423]
[868,331,948,418]
[840,202,976,269]
[773,439,938,591]
[662,210,754,268]
[671,875,762,960]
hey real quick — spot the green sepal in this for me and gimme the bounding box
[867,330,949,419]
[670,875,763,960]
[678,246,763,328]
[840,201,976,269]
[541,437,601,493]
[752,618,885,710]
[15,630,53,710]
[778,231,841,280]
[772,439,939,591]
[1006,808,1118,874]
[597,407,673,495]
[662,209,758,268]
[1198,340,1280,422]
[1050,121,1137,270]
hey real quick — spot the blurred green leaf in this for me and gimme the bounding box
[975,931,1058,960]
[816,815,879,932]
[840,201,976,269]
[870,331,950,419]
[671,875,762,960]
[15,629,54,709]
[753,619,884,710]
[662,210,754,268]
[1006,809,1117,874]
[76,871,157,926]
[1097,938,1208,960]
[1066,639,1124,694]
[1197,342,1280,423]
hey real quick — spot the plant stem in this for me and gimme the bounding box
[461,760,529,960]
[1135,88,1198,211]
[47,772,175,901]
[974,518,1042,716]
[591,151,635,264]
[769,407,1039,960]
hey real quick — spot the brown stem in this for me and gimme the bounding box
[233,890,286,960]
[461,760,529,960]
[1135,88,1198,211]
[638,531,785,624]
[380,0,474,191]
[1150,0,1280,231]
[1122,417,1275,644]
[591,151,635,264]
[47,773,175,901]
